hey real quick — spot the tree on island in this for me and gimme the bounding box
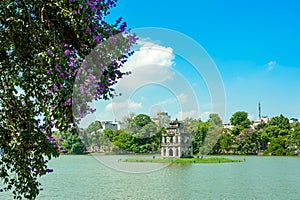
[188,114,223,155]
[0,0,136,199]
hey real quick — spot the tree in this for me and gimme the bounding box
[0,0,136,199]
[268,114,291,130]
[286,123,300,154]
[86,121,102,134]
[122,112,136,133]
[112,131,133,152]
[53,131,85,154]
[192,121,209,154]
[238,129,260,155]
[262,125,286,138]
[264,136,288,156]
[135,122,158,138]
[202,114,223,155]
[103,129,115,142]
[218,133,234,154]
[230,111,251,128]
[153,112,170,128]
[186,118,201,135]
[208,113,223,128]
[133,114,152,127]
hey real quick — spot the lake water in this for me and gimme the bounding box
[2,155,300,199]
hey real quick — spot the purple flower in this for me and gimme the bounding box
[65,98,71,105]
[47,69,52,74]
[55,64,60,72]
[59,73,64,78]
[64,49,71,56]
[54,84,58,91]
[73,10,78,14]
[86,28,91,33]
[93,35,101,44]
[87,75,96,81]
[69,0,75,2]
[47,51,53,55]
[81,61,87,69]
[68,59,75,67]
[47,89,52,94]
[61,42,68,47]
[45,168,54,173]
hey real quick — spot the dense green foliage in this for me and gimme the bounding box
[53,131,85,154]
[81,114,163,154]
[86,121,102,134]
[230,111,251,128]
[0,0,135,199]
[80,112,300,157]
[188,114,223,155]
[213,112,299,156]
[133,114,152,127]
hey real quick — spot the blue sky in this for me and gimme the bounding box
[79,0,300,127]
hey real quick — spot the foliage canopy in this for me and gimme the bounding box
[0,0,136,199]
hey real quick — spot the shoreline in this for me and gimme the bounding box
[122,157,244,164]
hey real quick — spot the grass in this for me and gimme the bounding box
[123,157,244,164]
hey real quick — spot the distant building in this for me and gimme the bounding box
[289,118,298,124]
[252,116,270,128]
[223,122,234,130]
[161,119,193,158]
[100,120,123,131]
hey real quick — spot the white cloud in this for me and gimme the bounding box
[157,93,188,106]
[158,97,177,105]
[123,39,174,71]
[175,110,199,120]
[177,93,187,103]
[267,60,276,71]
[105,100,142,111]
[174,111,213,121]
[117,39,175,89]
[200,111,211,121]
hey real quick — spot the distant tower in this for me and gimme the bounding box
[258,102,261,119]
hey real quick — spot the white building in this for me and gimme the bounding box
[223,122,234,130]
[161,119,193,158]
[100,120,123,131]
[252,116,270,128]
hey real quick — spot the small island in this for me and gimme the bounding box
[123,157,244,164]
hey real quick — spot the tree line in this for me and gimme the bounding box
[213,112,300,156]
[56,111,300,156]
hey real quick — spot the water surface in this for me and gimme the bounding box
[2,155,300,199]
